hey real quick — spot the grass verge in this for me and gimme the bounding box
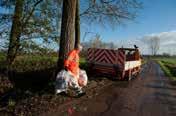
[155,57,176,81]
[157,60,176,80]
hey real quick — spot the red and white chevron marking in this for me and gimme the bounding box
[87,48,94,61]
[87,48,117,64]
[118,50,125,66]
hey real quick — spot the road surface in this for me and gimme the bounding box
[46,60,176,116]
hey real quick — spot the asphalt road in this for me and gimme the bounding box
[47,60,176,116]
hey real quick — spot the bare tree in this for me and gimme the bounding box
[108,42,117,49]
[74,0,142,49]
[90,34,103,48]
[80,0,142,27]
[148,36,160,56]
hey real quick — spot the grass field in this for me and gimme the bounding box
[154,57,176,80]
[0,54,87,92]
[0,53,87,72]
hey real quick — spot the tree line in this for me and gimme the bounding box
[0,0,141,72]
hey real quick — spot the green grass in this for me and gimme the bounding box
[79,57,87,69]
[155,57,176,80]
[0,54,87,72]
[142,58,147,64]
[12,55,57,72]
[80,57,86,63]
[157,60,175,80]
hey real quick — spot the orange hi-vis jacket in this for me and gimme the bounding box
[64,49,80,78]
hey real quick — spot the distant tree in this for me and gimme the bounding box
[90,34,103,48]
[148,36,160,56]
[105,42,118,49]
[162,52,170,57]
[82,34,117,49]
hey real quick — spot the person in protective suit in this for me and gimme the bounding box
[55,44,87,97]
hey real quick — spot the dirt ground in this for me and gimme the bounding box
[1,60,176,116]
[45,60,176,116]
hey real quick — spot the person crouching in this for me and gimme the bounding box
[55,44,88,97]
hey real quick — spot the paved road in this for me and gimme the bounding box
[47,60,176,116]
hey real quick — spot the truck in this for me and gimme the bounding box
[87,47,142,80]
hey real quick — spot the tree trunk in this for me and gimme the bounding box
[58,0,76,71]
[75,0,80,48]
[6,0,24,70]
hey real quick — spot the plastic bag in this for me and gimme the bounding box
[78,70,88,87]
[55,70,68,90]
[55,69,88,90]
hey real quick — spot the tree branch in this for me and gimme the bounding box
[22,0,44,29]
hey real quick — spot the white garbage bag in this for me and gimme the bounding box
[55,70,68,91]
[78,70,88,87]
[55,69,88,91]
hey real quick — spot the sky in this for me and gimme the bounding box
[1,0,176,55]
[80,0,176,55]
